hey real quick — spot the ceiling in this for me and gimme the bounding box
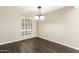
[17,6,64,14]
[0,6,64,15]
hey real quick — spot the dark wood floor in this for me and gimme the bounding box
[0,37,79,53]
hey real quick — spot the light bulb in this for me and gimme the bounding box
[40,16,45,20]
[34,16,39,20]
[34,15,45,20]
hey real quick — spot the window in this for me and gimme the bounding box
[21,16,32,36]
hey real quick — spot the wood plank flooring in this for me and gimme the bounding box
[0,37,79,53]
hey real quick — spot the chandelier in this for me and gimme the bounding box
[34,6,45,20]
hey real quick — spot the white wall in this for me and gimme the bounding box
[38,6,79,50]
[0,7,37,45]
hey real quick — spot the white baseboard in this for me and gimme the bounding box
[0,36,36,45]
[38,36,79,50]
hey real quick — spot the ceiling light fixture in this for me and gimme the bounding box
[34,6,45,20]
